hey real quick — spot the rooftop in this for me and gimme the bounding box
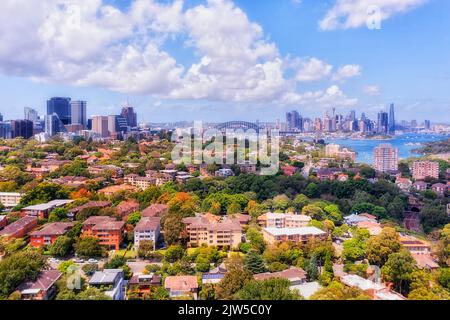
[263,226,326,237]
[164,276,198,291]
[17,270,62,293]
[23,199,74,211]
[29,222,74,236]
[135,217,161,232]
[89,269,123,285]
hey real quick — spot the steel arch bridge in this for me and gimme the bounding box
[215,121,260,133]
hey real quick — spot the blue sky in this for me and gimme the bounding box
[0,0,449,123]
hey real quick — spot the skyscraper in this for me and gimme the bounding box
[92,116,109,137]
[388,103,396,134]
[424,120,431,130]
[24,107,39,123]
[374,144,399,172]
[0,113,3,122]
[45,114,66,137]
[47,97,71,125]
[377,111,389,134]
[108,115,128,135]
[70,101,87,127]
[121,106,137,128]
[11,120,33,139]
[0,122,11,139]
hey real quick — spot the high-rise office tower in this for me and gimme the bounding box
[0,113,3,122]
[377,111,389,134]
[0,122,11,139]
[11,120,33,139]
[388,103,396,134]
[374,144,398,172]
[70,101,87,127]
[121,106,137,128]
[424,120,431,130]
[108,115,128,134]
[286,112,292,129]
[24,107,39,123]
[45,113,66,137]
[47,97,71,125]
[92,116,109,137]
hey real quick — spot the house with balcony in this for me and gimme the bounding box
[134,217,161,250]
[82,216,125,251]
[0,216,38,240]
[29,222,75,248]
[16,270,62,300]
[164,276,199,300]
[262,226,327,245]
[88,269,125,300]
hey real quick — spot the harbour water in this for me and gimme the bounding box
[326,133,449,164]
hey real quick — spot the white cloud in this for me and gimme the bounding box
[363,85,381,96]
[0,0,359,109]
[293,58,333,82]
[332,64,361,81]
[319,0,428,31]
[297,85,358,107]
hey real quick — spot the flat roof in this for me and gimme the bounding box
[23,200,73,211]
[263,226,326,236]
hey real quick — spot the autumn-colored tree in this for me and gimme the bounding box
[70,188,93,200]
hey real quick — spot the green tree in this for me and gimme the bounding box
[272,194,290,212]
[237,278,302,300]
[293,194,309,211]
[381,249,417,295]
[216,255,253,300]
[227,202,242,215]
[246,227,266,253]
[244,250,266,274]
[305,255,319,281]
[76,287,112,300]
[0,251,45,298]
[137,240,156,258]
[164,245,185,263]
[49,236,74,257]
[48,207,69,222]
[163,213,184,245]
[305,183,320,198]
[74,237,104,258]
[366,227,401,266]
[127,212,141,226]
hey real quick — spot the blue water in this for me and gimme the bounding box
[326,133,449,164]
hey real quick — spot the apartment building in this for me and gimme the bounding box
[124,174,157,190]
[412,161,440,180]
[373,144,398,172]
[262,226,327,245]
[16,270,62,300]
[182,215,243,249]
[0,192,22,208]
[134,217,161,250]
[0,216,38,240]
[29,222,74,247]
[22,200,74,219]
[258,212,311,228]
[82,216,125,250]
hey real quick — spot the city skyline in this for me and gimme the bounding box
[0,0,449,123]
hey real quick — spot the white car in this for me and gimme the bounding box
[87,259,99,264]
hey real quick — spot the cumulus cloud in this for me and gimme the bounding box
[319,0,428,31]
[0,0,359,108]
[293,58,333,82]
[332,64,362,81]
[363,85,381,96]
